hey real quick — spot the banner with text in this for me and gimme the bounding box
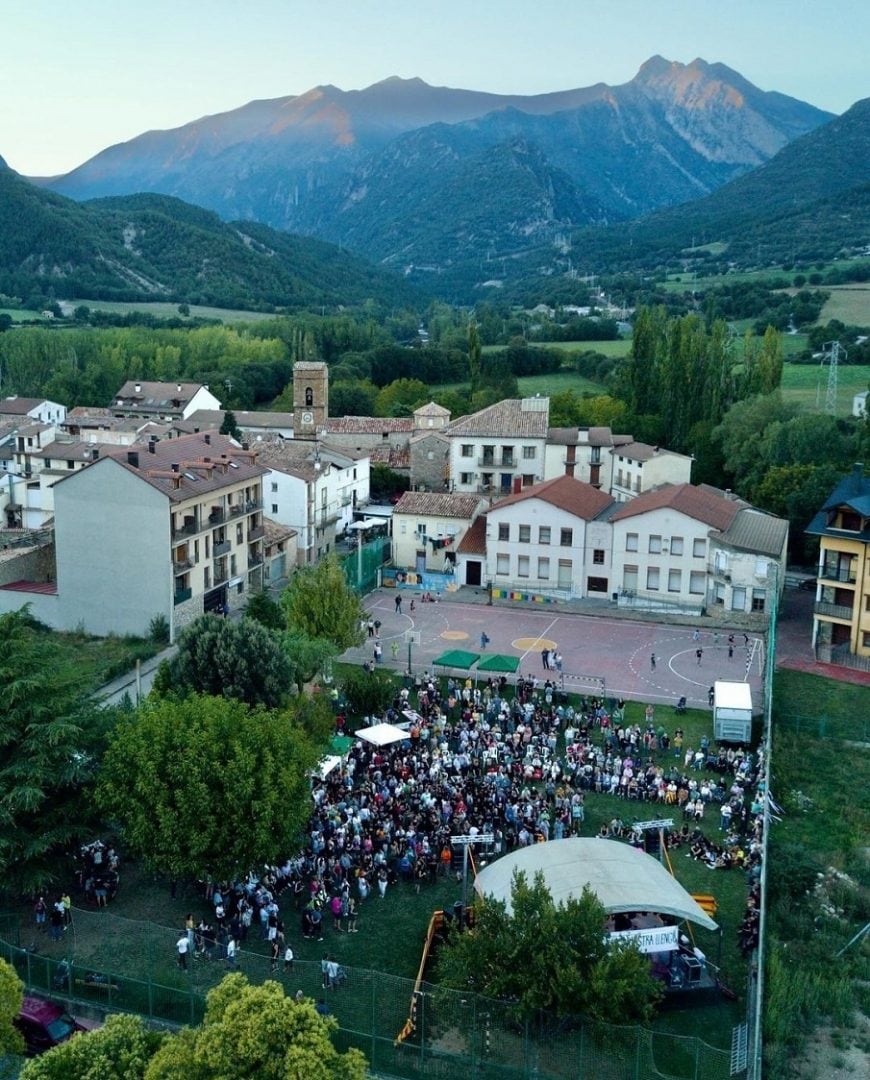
[607,925,679,953]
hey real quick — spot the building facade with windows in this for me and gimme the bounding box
[806,465,870,668]
[484,476,614,598]
[392,493,485,576]
[609,442,693,501]
[445,399,549,495]
[110,381,221,422]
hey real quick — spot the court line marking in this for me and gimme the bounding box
[518,617,560,665]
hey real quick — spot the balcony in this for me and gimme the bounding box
[214,568,229,585]
[173,558,193,574]
[247,524,265,541]
[171,520,198,542]
[248,552,263,569]
[229,504,245,517]
[813,600,855,621]
[477,456,496,468]
[174,587,192,605]
[208,508,226,525]
[245,498,263,513]
[213,540,231,556]
[820,564,857,584]
[341,494,352,507]
[707,562,731,579]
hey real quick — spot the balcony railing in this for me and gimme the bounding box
[819,565,857,584]
[245,498,263,513]
[229,504,244,517]
[813,600,854,621]
[208,508,226,525]
[173,558,194,574]
[174,587,192,605]
[247,524,265,541]
[171,521,198,542]
[213,540,231,556]
[248,553,263,569]
[214,568,229,585]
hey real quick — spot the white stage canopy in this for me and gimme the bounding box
[314,755,343,780]
[347,518,385,531]
[474,838,718,931]
[353,722,409,747]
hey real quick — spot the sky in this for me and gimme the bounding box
[2,0,867,177]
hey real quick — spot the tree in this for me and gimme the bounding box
[244,590,285,631]
[0,610,104,894]
[712,393,798,492]
[340,667,396,718]
[219,410,241,440]
[0,958,24,1057]
[328,379,378,417]
[97,695,317,881]
[20,1014,163,1080]
[153,614,293,708]
[283,633,337,695]
[436,870,661,1024]
[143,975,367,1080]
[374,378,429,417]
[467,320,482,396]
[281,555,363,651]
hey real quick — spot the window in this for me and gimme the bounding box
[647,567,660,591]
[560,528,573,547]
[649,535,662,554]
[482,473,493,488]
[732,587,747,611]
[272,504,278,515]
[271,481,278,492]
[587,576,608,593]
[205,536,210,558]
[498,523,509,542]
[593,549,604,565]
[461,444,473,458]
[590,446,601,465]
[668,569,681,593]
[496,553,509,576]
[518,525,531,543]
[670,536,684,556]
[689,571,705,595]
[537,557,550,579]
[416,523,427,538]
[522,445,536,459]
[522,475,535,487]
[626,533,638,552]
[693,538,706,558]
[623,565,638,591]
[539,526,551,545]
[863,631,870,648]
[517,555,530,578]
[751,590,766,613]
[67,460,75,470]
[236,524,244,545]
[204,567,211,589]
[460,472,472,485]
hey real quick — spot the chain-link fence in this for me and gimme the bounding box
[341,538,391,594]
[0,910,732,1079]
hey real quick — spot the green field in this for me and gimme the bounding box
[0,306,51,322]
[483,338,630,357]
[819,284,870,326]
[64,299,274,323]
[780,361,870,414]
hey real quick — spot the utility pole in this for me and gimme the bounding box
[820,340,845,416]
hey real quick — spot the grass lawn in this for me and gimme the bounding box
[28,625,159,694]
[765,670,870,1076]
[65,298,274,324]
[0,306,50,321]
[482,339,630,358]
[779,361,870,415]
[819,284,870,326]
[431,369,608,398]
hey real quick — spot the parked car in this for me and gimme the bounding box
[16,995,86,1055]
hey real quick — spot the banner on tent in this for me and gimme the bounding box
[607,925,679,953]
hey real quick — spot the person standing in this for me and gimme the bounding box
[284,944,294,972]
[377,867,388,900]
[226,937,237,969]
[346,898,358,933]
[696,648,703,666]
[728,644,734,660]
[374,642,383,664]
[395,594,402,614]
[541,648,550,670]
[650,653,656,672]
[176,933,189,971]
[34,896,47,932]
[480,632,490,650]
[708,686,715,708]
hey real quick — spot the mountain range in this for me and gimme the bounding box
[41,58,832,289]
[0,162,418,310]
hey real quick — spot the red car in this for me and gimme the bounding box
[16,995,88,1055]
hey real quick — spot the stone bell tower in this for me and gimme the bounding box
[293,361,329,440]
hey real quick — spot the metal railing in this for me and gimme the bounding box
[819,565,856,584]
[812,600,854,620]
[212,540,231,556]
[173,587,192,605]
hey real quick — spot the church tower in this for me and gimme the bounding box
[293,361,329,440]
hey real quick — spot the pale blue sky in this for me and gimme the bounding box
[2,0,867,176]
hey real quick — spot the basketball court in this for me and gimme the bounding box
[346,590,764,710]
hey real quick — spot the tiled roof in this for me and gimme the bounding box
[369,445,410,469]
[806,465,870,539]
[186,409,295,430]
[489,475,613,521]
[612,441,689,463]
[67,406,112,419]
[83,431,267,504]
[257,439,363,482]
[610,483,741,531]
[263,517,296,546]
[547,427,578,446]
[445,398,550,439]
[111,381,207,412]
[0,397,51,416]
[456,514,487,555]
[414,402,451,418]
[325,416,414,434]
[717,509,788,558]
[393,492,483,519]
[33,440,102,463]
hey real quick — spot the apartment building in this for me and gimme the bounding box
[446,398,550,495]
[110,380,221,421]
[806,465,870,669]
[392,492,485,575]
[609,442,693,502]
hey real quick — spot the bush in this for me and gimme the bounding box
[341,667,397,717]
[149,613,170,645]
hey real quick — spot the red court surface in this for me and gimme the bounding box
[345,590,764,711]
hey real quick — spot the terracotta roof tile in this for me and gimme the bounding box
[325,416,414,434]
[610,483,741,530]
[490,475,613,521]
[445,398,549,438]
[393,492,483,518]
[456,514,487,554]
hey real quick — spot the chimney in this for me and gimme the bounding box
[177,384,182,393]
[204,433,211,445]
[242,442,249,451]
[148,440,156,454]
[171,463,180,473]
[90,447,100,461]
[127,451,140,468]
[134,383,141,394]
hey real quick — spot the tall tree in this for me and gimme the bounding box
[281,555,363,652]
[0,610,104,894]
[97,695,317,881]
[152,614,293,708]
[467,319,482,397]
[20,1014,163,1080]
[219,410,242,440]
[143,975,367,1080]
[0,958,24,1058]
[436,870,661,1023]
[282,633,337,696]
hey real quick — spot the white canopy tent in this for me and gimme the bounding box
[347,518,386,532]
[314,755,343,780]
[474,838,718,931]
[353,722,409,747]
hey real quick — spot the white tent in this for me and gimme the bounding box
[354,722,409,747]
[347,518,385,531]
[474,838,717,930]
[315,755,343,780]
